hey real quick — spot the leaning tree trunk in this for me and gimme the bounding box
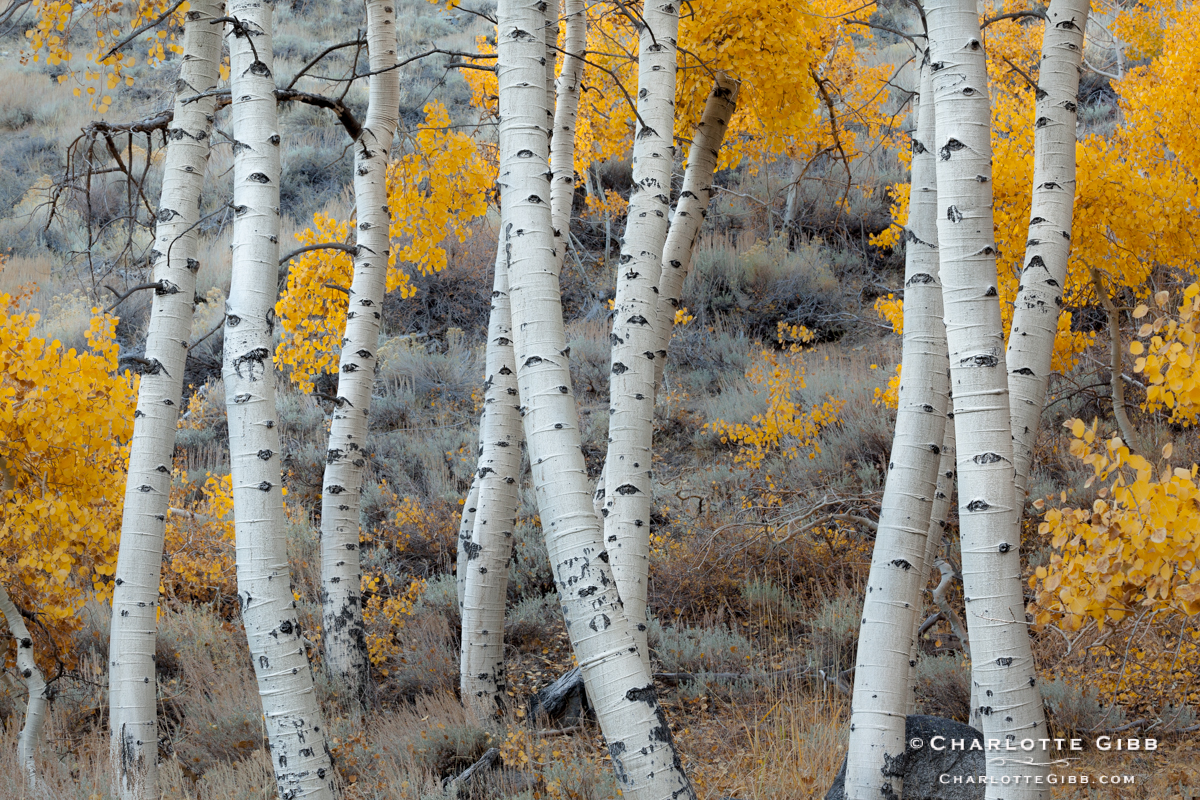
[107,4,224,796]
[459,0,585,719]
[319,0,401,706]
[459,246,523,721]
[222,3,336,797]
[926,2,1050,796]
[845,57,951,799]
[0,585,47,793]
[1005,0,1089,507]
[651,74,739,394]
[496,0,695,796]
[602,0,681,671]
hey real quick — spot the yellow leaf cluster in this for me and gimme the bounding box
[160,468,237,608]
[1032,420,1200,630]
[275,102,492,392]
[0,291,135,668]
[1132,283,1200,424]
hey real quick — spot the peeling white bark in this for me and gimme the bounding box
[652,74,739,394]
[926,2,1050,794]
[1006,0,1089,507]
[320,0,401,706]
[847,59,951,799]
[497,0,694,794]
[0,585,47,793]
[223,3,336,796]
[602,0,680,671]
[107,4,224,796]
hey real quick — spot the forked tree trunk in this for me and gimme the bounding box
[652,74,739,394]
[0,585,47,793]
[459,0,585,718]
[1006,0,1090,506]
[602,0,680,670]
[926,2,1050,795]
[320,0,401,706]
[497,0,695,795]
[222,3,336,796]
[107,4,224,796]
[846,58,951,798]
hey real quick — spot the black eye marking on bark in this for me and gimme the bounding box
[257,449,273,461]
[947,205,963,223]
[891,559,912,571]
[232,347,271,380]
[907,273,935,286]
[326,484,346,495]
[961,354,998,368]
[1012,367,1035,376]
[985,286,998,297]
[248,172,270,184]
[612,362,628,375]
[998,542,1012,553]
[996,657,1013,666]
[257,481,272,492]
[966,499,990,512]
[973,452,1004,464]
[939,138,965,160]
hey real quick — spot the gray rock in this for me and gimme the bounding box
[825,715,985,800]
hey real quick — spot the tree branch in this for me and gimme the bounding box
[104,282,162,313]
[99,0,187,63]
[1088,266,1147,455]
[284,37,367,91]
[982,8,1047,29]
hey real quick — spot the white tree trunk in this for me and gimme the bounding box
[497,1,694,795]
[459,0,585,718]
[906,419,957,717]
[602,0,680,671]
[846,59,951,799]
[652,75,739,393]
[320,0,401,706]
[1006,0,1089,507]
[456,477,479,612]
[926,2,1050,795]
[460,244,523,720]
[107,4,224,796]
[223,3,336,796]
[549,0,585,272]
[0,585,47,793]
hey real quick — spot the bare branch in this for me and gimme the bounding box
[982,8,1047,29]
[284,37,367,90]
[99,0,187,63]
[104,282,162,313]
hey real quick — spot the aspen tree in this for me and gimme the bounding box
[497,0,694,794]
[320,0,401,705]
[926,1,1049,794]
[846,58,951,798]
[0,585,47,792]
[107,4,224,796]
[652,74,739,394]
[603,0,680,669]
[459,0,585,718]
[1006,0,1090,506]
[222,2,336,796]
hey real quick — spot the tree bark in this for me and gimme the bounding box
[456,477,479,612]
[652,74,740,394]
[549,0,585,273]
[846,58,951,799]
[459,243,523,720]
[223,2,336,796]
[1005,0,1090,507]
[320,0,401,707]
[0,585,47,793]
[926,2,1050,795]
[107,4,224,797]
[496,0,695,795]
[602,0,681,671]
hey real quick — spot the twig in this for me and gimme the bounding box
[982,8,1047,29]
[187,315,226,351]
[284,37,367,90]
[278,242,358,267]
[104,282,162,313]
[99,0,187,63]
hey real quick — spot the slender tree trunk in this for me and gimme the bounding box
[602,0,680,671]
[846,58,951,798]
[1006,0,1089,507]
[926,2,1050,795]
[906,419,957,717]
[107,4,224,796]
[549,0,585,273]
[0,586,47,793]
[319,0,401,706]
[652,75,739,394]
[223,3,336,796]
[497,0,695,795]
[456,477,479,612]
[459,245,523,720]
[459,0,585,719]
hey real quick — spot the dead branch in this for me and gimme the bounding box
[932,558,970,659]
